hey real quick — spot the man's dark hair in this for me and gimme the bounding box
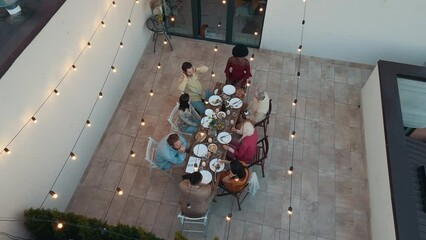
[181,62,192,72]
[167,133,180,147]
[189,172,203,185]
[230,161,246,179]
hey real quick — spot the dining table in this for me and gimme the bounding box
[183,82,246,185]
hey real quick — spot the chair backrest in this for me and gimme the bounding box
[168,102,180,131]
[266,99,272,117]
[256,136,269,160]
[145,137,159,166]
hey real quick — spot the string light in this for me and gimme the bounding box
[87,42,91,48]
[157,63,161,69]
[163,39,168,45]
[130,150,136,157]
[72,65,77,71]
[298,45,302,52]
[259,6,264,12]
[111,66,117,72]
[254,31,258,36]
[4,148,11,154]
[288,166,293,175]
[31,116,37,123]
[246,80,251,87]
[135,0,139,3]
[292,99,297,106]
[98,92,103,98]
[211,71,215,77]
[70,152,76,160]
[222,0,226,4]
[140,118,145,126]
[49,191,58,198]
[149,89,154,96]
[86,120,91,127]
[287,207,293,215]
[116,187,123,195]
[54,89,60,95]
[214,45,218,52]
[291,131,296,138]
[225,213,232,221]
[101,21,106,27]
[250,54,255,61]
[120,42,124,48]
[57,222,64,229]
[170,14,175,22]
[112,1,116,7]
[127,19,131,26]
[218,21,221,27]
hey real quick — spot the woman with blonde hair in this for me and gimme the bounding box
[223,121,258,164]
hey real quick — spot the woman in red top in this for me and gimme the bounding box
[224,45,252,89]
[223,121,258,164]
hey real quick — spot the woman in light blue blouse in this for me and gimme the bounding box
[177,93,201,134]
[155,133,187,170]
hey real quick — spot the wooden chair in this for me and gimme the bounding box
[247,136,269,177]
[254,99,272,137]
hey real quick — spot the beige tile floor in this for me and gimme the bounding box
[67,36,374,240]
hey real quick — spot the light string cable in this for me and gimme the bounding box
[209,42,218,91]
[0,2,119,157]
[0,217,141,240]
[102,26,169,220]
[287,0,308,239]
[245,48,256,101]
[40,0,139,208]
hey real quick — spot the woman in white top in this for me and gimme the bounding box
[176,93,201,134]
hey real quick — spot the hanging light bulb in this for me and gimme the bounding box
[49,190,58,198]
[226,213,232,221]
[222,0,226,4]
[254,31,258,36]
[86,120,91,127]
[120,42,124,48]
[186,202,191,208]
[292,99,298,106]
[218,21,221,27]
[211,71,215,77]
[116,187,123,195]
[127,19,131,26]
[130,150,136,157]
[72,65,77,71]
[141,118,145,126]
[157,63,161,69]
[135,0,139,3]
[112,1,116,7]
[250,54,255,61]
[246,80,251,87]
[99,92,103,98]
[111,66,117,72]
[170,14,175,22]
[31,116,38,123]
[288,206,293,215]
[259,6,264,12]
[101,21,106,27]
[70,152,77,160]
[4,148,11,154]
[288,166,294,175]
[303,0,306,2]
[163,39,168,45]
[291,131,296,138]
[302,20,305,25]
[298,45,302,52]
[54,89,60,95]
[214,45,218,52]
[149,89,154,96]
[57,222,64,229]
[87,42,91,48]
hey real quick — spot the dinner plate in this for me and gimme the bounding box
[200,170,212,184]
[229,98,243,109]
[205,109,214,117]
[209,158,225,172]
[223,85,236,95]
[201,116,211,128]
[193,144,208,157]
[209,95,222,106]
[217,132,232,144]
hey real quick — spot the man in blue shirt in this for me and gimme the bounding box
[155,133,187,170]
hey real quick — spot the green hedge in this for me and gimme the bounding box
[24,208,163,240]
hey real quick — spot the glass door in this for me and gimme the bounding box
[199,0,227,41]
[163,0,193,36]
[232,0,265,46]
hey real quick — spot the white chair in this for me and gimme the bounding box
[168,102,197,136]
[145,137,173,178]
[177,208,210,237]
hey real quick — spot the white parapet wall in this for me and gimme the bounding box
[0,0,153,237]
[361,66,396,240]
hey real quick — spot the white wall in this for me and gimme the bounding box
[0,0,152,237]
[261,0,426,66]
[361,66,396,240]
